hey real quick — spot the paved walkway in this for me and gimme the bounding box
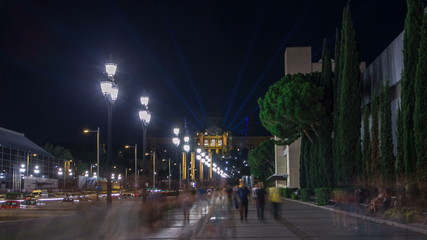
[190,196,427,239]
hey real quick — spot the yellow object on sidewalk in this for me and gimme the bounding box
[268,187,281,203]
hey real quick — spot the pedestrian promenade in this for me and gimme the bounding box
[191,196,427,239]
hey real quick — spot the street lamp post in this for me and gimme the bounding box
[172,128,180,189]
[139,95,151,202]
[83,127,100,178]
[125,144,138,189]
[100,62,119,208]
[183,136,190,188]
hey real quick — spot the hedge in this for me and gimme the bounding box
[314,188,333,205]
[282,188,298,198]
[300,188,313,202]
[291,193,299,200]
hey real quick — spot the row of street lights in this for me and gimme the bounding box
[171,128,229,189]
[98,62,152,206]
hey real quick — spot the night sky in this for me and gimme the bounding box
[0,0,423,148]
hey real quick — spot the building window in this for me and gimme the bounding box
[218,139,223,146]
[204,140,208,146]
[211,139,216,146]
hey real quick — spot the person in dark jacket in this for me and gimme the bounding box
[236,181,250,222]
[255,182,267,222]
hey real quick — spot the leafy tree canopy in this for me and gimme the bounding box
[258,72,325,144]
[248,139,275,182]
[44,143,74,160]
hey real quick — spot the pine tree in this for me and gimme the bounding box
[401,0,424,177]
[336,2,362,187]
[380,84,395,187]
[300,135,309,189]
[414,13,427,184]
[299,135,310,189]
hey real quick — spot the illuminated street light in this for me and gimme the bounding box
[19,164,26,174]
[105,63,117,77]
[34,165,40,174]
[100,62,119,208]
[83,127,100,177]
[183,144,190,153]
[172,128,180,189]
[140,96,149,106]
[124,144,138,189]
[139,94,151,203]
[172,137,180,147]
[173,128,180,136]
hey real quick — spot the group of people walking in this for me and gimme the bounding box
[178,181,283,224]
[226,181,282,222]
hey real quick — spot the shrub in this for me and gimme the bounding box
[315,188,333,205]
[291,193,299,200]
[384,207,418,223]
[301,188,313,202]
[283,188,298,198]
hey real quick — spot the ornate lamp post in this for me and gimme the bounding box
[139,95,151,202]
[172,128,180,189]
[100,62,119,208]
[83,128,100,177]
[124,144,138,189]
[183,136,190,188]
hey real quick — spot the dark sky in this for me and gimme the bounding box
[0,0,423,147]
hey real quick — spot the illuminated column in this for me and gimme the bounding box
[191,152,195,181]
[182,152,187,180]
[199,159,204,181]
[209,151,213,179]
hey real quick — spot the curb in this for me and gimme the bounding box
[284,198,427,235]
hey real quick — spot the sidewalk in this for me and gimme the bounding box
[191,196,427,239]
[290,198,427,235]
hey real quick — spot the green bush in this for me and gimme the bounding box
[291,193,299,200]
[384,208,418,223]
[282,188,298,198]
[315,188,333,205]
[301,188,313,202]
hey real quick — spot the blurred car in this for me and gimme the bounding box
[20,200,46,208]
[62,197,74,203]
[78,196,93,203]
[0,201,21,209]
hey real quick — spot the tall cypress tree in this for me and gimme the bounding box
[401,0,424,178]
[309,137,320,188]
[370,94,380,185]
[414,13,427,184]
[318,38,334,187]
[337,2,362,187]
[395,107,405,207]
[361,106,371,188]
[380,84,395,187]
[396,108,405,182]
[333,28,341,186]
